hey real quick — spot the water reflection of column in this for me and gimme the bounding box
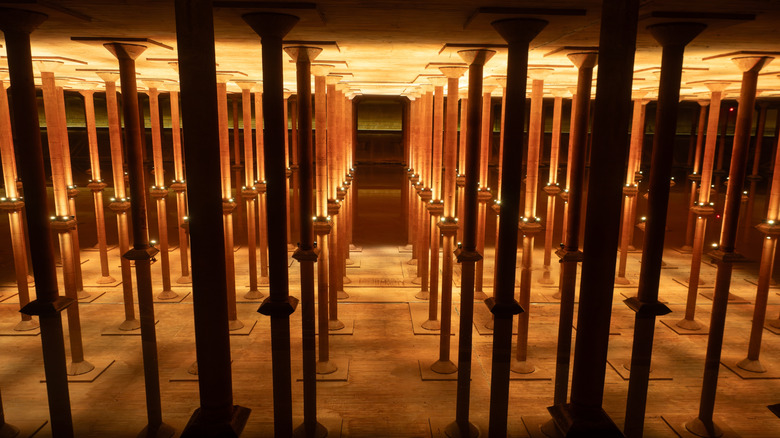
[0,76,37,331]
[98,71,140,331]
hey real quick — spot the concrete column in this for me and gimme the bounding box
[456,90,468,245]
[285,45,328,438]
[623,22,706,437]
[175,2,251,435]
[474,84,495,301]
[742,102,769,247]
[337,85,351,288]
[407,95,421,266]
[231,94,245,247]
[311,64,338,375]
[681,101,710,251]
[558,90,577,246]
[539,89,566,286]
[327,75,347,327]
[144,81,176,300]
[486,19,547,437]
[615,93,649,285]
[445,47,495,438]
[285,91,295,251]
[489,77,508,307]
[98,71,140,331]
[430,66,467,375]
[255,88,271,286]
[423,76,447,329]
[80,88,115,286]
[38,62,94,375]
[678,83,728,331]
[164,80,191,284]
[512,69,551,374]
[0,76,37,331]
[736,104,780,374]
[549,52,598,410]
[216,73,244,331]
[549,0,640,434]
[235,82,263,300]
[104,41,175,438]
[1,8,75,435]
[243,13,301,435]
[415,86,433,299]
[685,55,773,438]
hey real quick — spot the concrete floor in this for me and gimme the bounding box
[1,237,780,437]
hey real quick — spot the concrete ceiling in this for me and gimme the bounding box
[2,0,780,99]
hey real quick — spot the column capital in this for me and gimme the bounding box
[326,74,343,85]
[428,76,447,87]
[439,66,468,79]
[528,67,555,80]
[704,81,730,93]
[457,49,495,66]
[311,64,335,77]
[34,60,64,74]
[103,42,148,61]
[0,8,48,34]
[96,71,120,83]
[647,22,706,47]
[283,45,322,62]
[242,12,299,40]
[567,52,598,70]
[491,17,548,44]
[731,56,773,73]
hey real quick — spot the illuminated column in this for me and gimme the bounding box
[487,18,547,436]
[677,82,728,331]
[681,100,709,251]
[284,91,294,251]
[216,73,244,331]
[255,88,271,285]
[53,82,87,299]
[311,64,338,374]
[615,93,649,285]
[456,90,467,245]
[490,77,508,301]
[625,95,651,252]
[80,88,115,286]
[512,69,551,374]
[414,85,432,299]
[104,41,174,437]
[407,94,420,267]
[622,22,705,435]
[0,76,37,331]
[38,62,95,375]
[685,55,773,438]
[445,48,495,438]
[337,84,352,287]
[290,92,300,245]
[235,81,263,300]
[1,9,75,433]
[97,71,140,331]
[558,88,577,245]
[423,76,446,329]
[430,66,467,374]
[285,45,328,438]
[742,102,769,247]
[144,81,176,300]
[231,94,245,248]
[165,79,191,284]
[538,89,565,285]
[474,83,495,301]
[736,107,780,374]
[327,74,346,328]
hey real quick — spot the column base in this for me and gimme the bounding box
[138,422,176,438]
[293,421,327,438]
[676,318,704,331]
[547,403,623,437]
[484,318,494,330]
[180,405,251,438]
[614,276,631,285]
[337,290,349,299]
[187,361,198,376]
[0,422,20,438]
[96,275,117,284]
[243,290,265,300]
[415,290,430,300]
[343,276,352,285]
[474,290,488,300]
[156,290,179,300]
[444,420,479,438]
[736,357,766,373]
[228,319,245,331]
[176,275,192,284]
[510,359,535,374]
[14,318,39,331]
[119,318,141,331]
[316,360,338,375]
[422,319,441,330]
[430,359,457,375]
[328,319,345,331]
[538,269,555,285]
[76,289,91,300]
[684,417,724,438]
[68,359,95,376]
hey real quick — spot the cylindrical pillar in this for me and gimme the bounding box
[326,75,346,329]
[539,89,566,286]
[741,102,769,247]
[685,55,773,438]
[415,86,433,299]
[444,48,495,438]
[242,12,301,436]
[486,19,547,438]
[1,9,75,435]
[165,82,191,284]
[255,89,271,286]
[474,84,495,301]
[681,101,709,251]
[622,22,706,437]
